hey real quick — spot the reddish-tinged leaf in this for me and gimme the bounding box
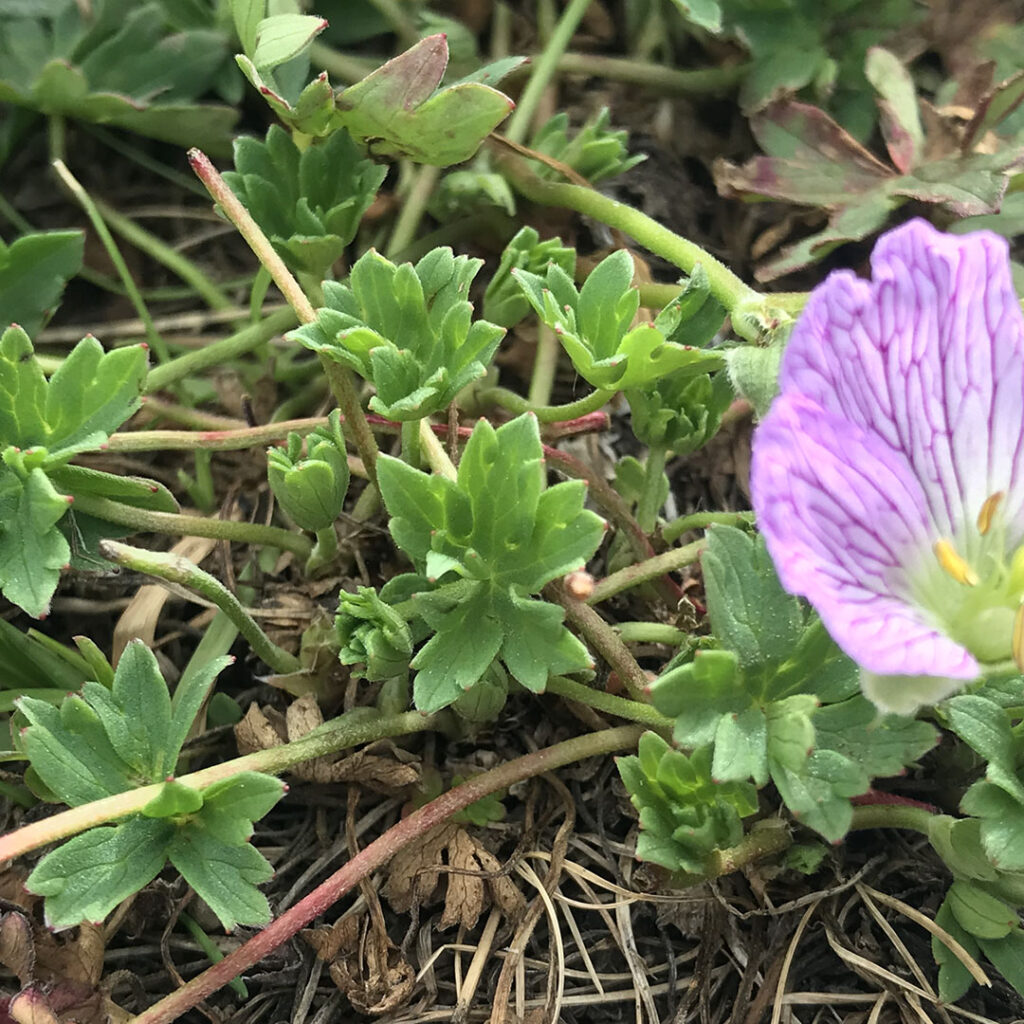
[865,47,924,173]
[962,70,1024,151]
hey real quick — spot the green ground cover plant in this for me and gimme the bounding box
[2,0,1024,1020]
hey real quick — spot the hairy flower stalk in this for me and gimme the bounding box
[752,220,1024,714]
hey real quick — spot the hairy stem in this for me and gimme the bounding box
[848,802,936,836]
[546,675,671,732]
[635,443,668,535]
[131,725,643,1024]
[70,492,312,559]
[100,541,301,675]
[144,308,296,393]
[477,385,615,423]
[550,582,650,701]
[662,510,754,544]
[0,711,439,864]
[494,150,771,341]
[188,149,380,490]
[589,539,705,605]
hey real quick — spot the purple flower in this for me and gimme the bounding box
[751,219,1024,714]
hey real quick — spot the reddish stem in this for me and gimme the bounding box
[130,725,643,1024]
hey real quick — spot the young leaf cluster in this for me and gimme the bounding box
[17,641,283,931]
[374,414,605,712]
[512,250,724,390]
[530,108,647,184]
[290,247,505,421]
[234,17,516,167]
[223,126,385,280]
[617,732,757,873]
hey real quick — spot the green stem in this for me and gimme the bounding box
[848,802,936,836]
[477,385,615,423]
[635,443,668,534]
[93,199,235,312]
[528,325,560,408]
[131,724,643,1024]
[309,40,376,83]
[52,160,169,363]
[100,541,301,675]
[0,711,439,864]
[557,53,748,94]
[418,417,458,481]
[550,582,650,701]
[494,151,769,341]
[546,675,671,732]
[503,0,593,145]
[321,358,380,489]
[707,819,791,877]
[662,510,754,544]
[188,150,316,323]
[615,622,688,645]
[589,539,705,605]
[143,308,296,393]
[308,526,340,573]
[401,419,422,468]
[70,493,312,559]
[108,416,326,452]
[179,913,248,998]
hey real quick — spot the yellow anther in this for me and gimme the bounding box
[934,538,979,586]
[1013,605,1024,673]
[977,492,1005,536]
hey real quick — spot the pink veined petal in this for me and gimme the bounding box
[779,219,1024,542]
[751,394,980,681]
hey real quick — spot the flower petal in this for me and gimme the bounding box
[779,219,1024,540]
[751,393,979,681]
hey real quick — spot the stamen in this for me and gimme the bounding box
[1013,604,1024,673]
[977,492,1005,536]
[934,539,979,586]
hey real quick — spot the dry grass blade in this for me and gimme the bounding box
[823,922,931,999]
[856,883,939,1001]
[452,907,501,1024]
[857,884,990,988]
[771,898,822,1024]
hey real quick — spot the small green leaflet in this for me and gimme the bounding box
[0,230,83,337]
[0,326,150,615]
[375,414,605,712]
[513,251,724,390]
[290,247,504,422]
[334,35,514,166]
[223,125,385,279]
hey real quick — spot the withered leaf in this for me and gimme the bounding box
[476,846,527,924]
[383,822,456,912]
[714,53,1024,280]
[234,703,287,754]
[439,827,485,931]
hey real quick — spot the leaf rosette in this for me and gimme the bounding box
[290,247,505,421]
[375,414,606,712]
[512,250,724,390]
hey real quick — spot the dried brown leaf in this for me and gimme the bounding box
[476,846,528,924]
[234,703,287,754]
[383,822,456,912]
[0,912,35,984]
[301,915,360,962]
[324,747,420,791]
[440,827,485,931]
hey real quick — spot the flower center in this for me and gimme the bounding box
[923,492,1024,669]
